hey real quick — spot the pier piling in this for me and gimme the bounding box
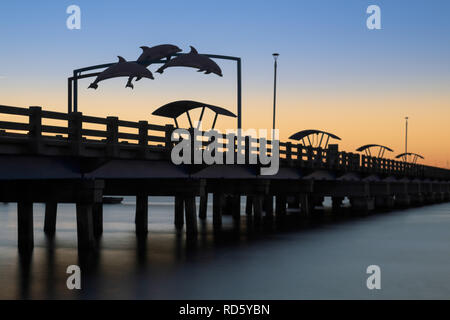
[213,193,223,228]
[275,195,287,217]
[199,194,208,220]
[184,196,198,235]
[18,202,34,252]
[174,196,184,229]
[76,203,95,250]
[331,197,344,213]
[253,195,263,222]
[135,194,148,236]
[375,196,395,210]
[93,203,103,237]
[350,196,375,214]
[43,202,57,235]
[245,196,253,215]
[264,195,274,218]
[232,195,241,220]
[299,194,312,216]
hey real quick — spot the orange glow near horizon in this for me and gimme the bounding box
[1,84,448,169]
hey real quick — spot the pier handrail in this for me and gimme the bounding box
[0,105,449,180]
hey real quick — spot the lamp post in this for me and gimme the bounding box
[272,53,279,131]
[405,116,409,161]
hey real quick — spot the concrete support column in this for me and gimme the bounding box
[231,195,241,220]
[287,195,300,209]
[184,196,197,235]
[395,194,411,207]
[331,197,344,213]
[350,197,375,214]
[275,195,287,217]
[424,193,436,204]
[410,194,424,207]
[174,196,184,230]
[92,202,103,237]
[199,194,208,220]
[253,195,263,221]
[375,196,395,210]
[18,202,34,252]
[312,195,324,207]
[245,195,253,215]
[299,194,312,216]
[213,193,223,228]
[75,180,103,250]
[135,194,148,236]
[264,195,273,218]
[222,195,233,216]
[43,202,57,235]
[76,203,95,250]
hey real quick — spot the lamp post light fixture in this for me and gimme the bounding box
[405,116,409,161]
[272,53,279,131]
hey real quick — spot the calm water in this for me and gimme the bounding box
[0,196,450,300]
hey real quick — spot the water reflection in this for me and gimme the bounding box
[3,198,450,299]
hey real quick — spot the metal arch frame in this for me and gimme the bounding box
[68,53,243,129]
[289,130,341,149]
[395,152,424,164]
[307,132,329,148]
[356,145,393,158]
[151,100,236,130]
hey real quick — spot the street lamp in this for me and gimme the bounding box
[272,53,279,131]
[405,116,409,161]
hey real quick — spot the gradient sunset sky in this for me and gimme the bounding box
[0,0,449,167]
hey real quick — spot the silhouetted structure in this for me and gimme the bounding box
[356,144,393,158]
[152,100,236,129]
[396,152,424,164]
[157,46,223,76]
[67,45,242,128]
[0,105,449,253]
[289,129,341,148]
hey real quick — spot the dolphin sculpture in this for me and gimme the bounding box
[88,56,154,89]
[156,46,223,77]
[126,44,182,89]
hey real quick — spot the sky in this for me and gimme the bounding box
[0,0,449,167]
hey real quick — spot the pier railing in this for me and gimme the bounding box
[0,105,449,180]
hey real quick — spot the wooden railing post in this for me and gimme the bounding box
[259,137,267,166]
[138,120,148,158]
[188,127,195,164]
[296,144,303,165]
[326,144,338,168]
[106,116,119,157]
[316,147,322,167]
[286,142,292,161]
[164,124,174,157]
[245,136,250,164]
[233,135,238,164]
[68,112,82,156]
[354,153,360,170]
[307,146,314,168]
[28,106,42,153]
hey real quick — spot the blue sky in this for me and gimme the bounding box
[1,0,449,89]
[0,0,449,165]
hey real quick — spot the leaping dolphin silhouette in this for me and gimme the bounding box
[156,46,222,77]
[126,44,182,89]
[88,56,154,89]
